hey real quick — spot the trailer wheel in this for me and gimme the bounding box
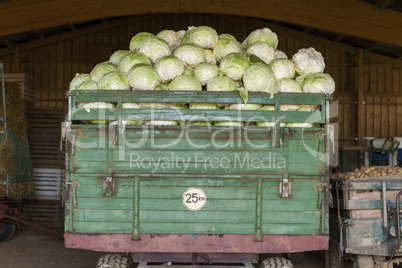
[0,221,16,242]
[353,255,374,268]
[328,241,344,268]
[97,253,131,268]
[261,257,293,268]
[286,252,304,263]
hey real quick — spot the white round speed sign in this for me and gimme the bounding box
[182,187,207,211]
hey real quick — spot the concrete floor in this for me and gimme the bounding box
[0,229,355,268]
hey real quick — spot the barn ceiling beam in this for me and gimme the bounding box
[366,42,380,51]
[0,38,12,47]
[0,0,401,47]
[0,16,129,57]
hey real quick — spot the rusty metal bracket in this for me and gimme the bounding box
[103,177,115,197]
[65,181,79,208]
[279,178,291,198]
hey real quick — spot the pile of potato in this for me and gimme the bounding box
[332,166,402,180]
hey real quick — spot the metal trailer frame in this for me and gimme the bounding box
[63,90,334,267]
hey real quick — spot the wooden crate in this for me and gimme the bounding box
[22,200,64,228]
[33,168,64,200]
[4,73,36,104]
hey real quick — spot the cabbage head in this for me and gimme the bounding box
[138,37,172,63]
[98,71,130,90]
[109,50,130,65]
[192,63,220,86]
[214,121,244,127]
[122,103,143,125]
[213,39,244,62]
[302,73,335,94]
[285,123,315,128]
[242,63,277,94]
[145,121,179,126]
[247,42,275,65]
[127,64,160,90]
[129,32,154,51]
[229,103,262,110]
[274,50,288,59]
[79,102,115,125]
[275,79,303,111]
[204,49,217,65]
[90,62,118,83]
[292,47,325,75]
[257,105,285,127]
[177,30,187,40]
[189,26,219,49]
[118,52,152,74]
[76,80,98,90]
[157,30,181,51]
[180,26,196,44]
[167,75,202,91]
[269,59,296,80]
[206,76,237,92]
[244,28,278,49]
[220,53,251,81]
[219,33,236,40]
[154,56,184,83]
[69,73,91,90]
[174,43,206,69]
[189,103,219,110]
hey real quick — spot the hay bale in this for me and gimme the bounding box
[0,82,33,199]
[0,82,27,133]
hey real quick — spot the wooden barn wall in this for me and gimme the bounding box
[1,13,402,150]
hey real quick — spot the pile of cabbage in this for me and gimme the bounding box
[69,26,335,127]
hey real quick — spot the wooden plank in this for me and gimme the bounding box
[381,96,389,137]
[373,95,381,137]
[357,49,365,140]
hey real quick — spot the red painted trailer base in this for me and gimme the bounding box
[65,233,328,253]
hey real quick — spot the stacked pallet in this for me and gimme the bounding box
[27,107,66,170]
[22,200,65,228]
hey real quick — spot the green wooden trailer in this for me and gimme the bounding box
[62,90,333,268]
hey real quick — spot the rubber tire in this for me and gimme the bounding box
[328,241,344,268]
[261,257,293,268]
[97,253,131,268]
[353,255,374,268]
[286,252,304,263]
[0,221,16,242]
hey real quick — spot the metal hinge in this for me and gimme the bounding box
[103,176,115,197]
[65,181,79,208]
[279,178,291,198]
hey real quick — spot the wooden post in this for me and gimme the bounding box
[357,48,365,142]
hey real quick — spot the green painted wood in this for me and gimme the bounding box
[261,223,321,235]
[139,222,255,234]
[140,210,256,224]
[71,108,324,124]
[132,176,140,240]
[74,209,133,222]
[71,91,325,105]
[262,211,320,224]
[255,177,263,241]
[140,199,256,212]
[74,176,259,187]
[261,199,319,212]
[65,90,330,237]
